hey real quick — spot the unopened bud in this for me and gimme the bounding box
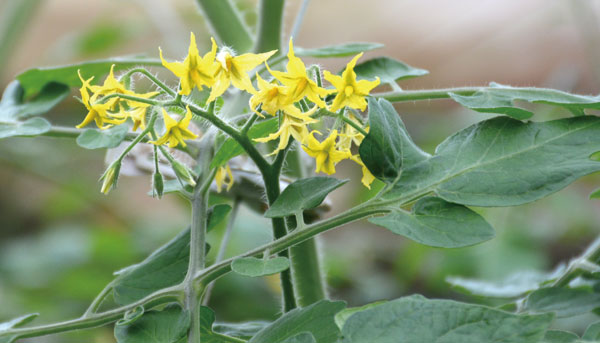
[153,171,164,198]
[100,160,121,194]
[172,160,197,187]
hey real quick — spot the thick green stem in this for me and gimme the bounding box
[195,0,253,53]
[288,231,327,307]
[374,87,481,102]
[254,0,285,54]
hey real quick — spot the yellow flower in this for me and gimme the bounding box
[268,38,329,107]
[207,48,277,103]
[160,33,218,95]
[254,110,317,155]
[150,107,199,148]
[337,116,367,151]
[323,53,380,112]
[76,71,125,129]
[350,154,375,189]
[89,64,130,97]
[249,73,295,116]
[215,164,234,192]
[302,130,351,175]
[113,104,151,132]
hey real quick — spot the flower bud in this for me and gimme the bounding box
[100,160,121,194]
[172,160,197,187]
[153,171,164,198]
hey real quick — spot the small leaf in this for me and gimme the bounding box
[583,321,600,341]
[370,197,494,248]
[207,204,232,232]
[213,321,271,340]
[449,82,600,120]
[76,125,129,149]
[525,287,600,317]
[114,304,190,343]
[16,57,162,97]
[354,57,428,84]
[543,330,579,343]
[0,117,51,139]
[117,306,145,326]
[249,300,345,343]
[264,177,348,218]
[211,117,278,169]
[591,187,600,199]
[341,295,553,343]
[0,81,69,120]
[294,42,384,58]
[231,257,290,277]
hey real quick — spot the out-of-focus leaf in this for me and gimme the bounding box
[295,42,384,58]
[16,57,162,97]
[114,304,190,343]
[341,295,553,343]
[370,197,494,248]
[354,57,428,84]
[0,313,39,343]
[0,117,51,139]
[590,187,600,199]
[334,301,386,330]
[0,81,69,120]
[449,82,600,119]
[281,333,316,343]
[76,125,129,149]
[385,116,600,207]
[77,22,129,55]
[207,204,232,232]
[231,256,290,277]
[213,321,270,340]
[543,330,580,343]
[264,177,347,218]
[583,321,600,341]
[525,287,600,317]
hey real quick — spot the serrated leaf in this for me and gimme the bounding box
[385,116,600,207]
[294,42,384,58]
[341,294,553,343]
[16,57,162,97]
[114,304,190,343]
[231,257,290,277]
[369,197,494,248]
[76,125,129,149]
[211,117,278,169]
[543,330,580,343]
[264,177,347,218]
[249,300,346,343]
[359,98,429,183]
[213,321,270,340]
[525,287,600,318]
[354,57,428,84]
[449,82,600,120]
[583,322,600,341]
[0,117,51,139]
[207,204,232,232]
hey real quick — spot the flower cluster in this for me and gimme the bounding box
[76,33,381,193]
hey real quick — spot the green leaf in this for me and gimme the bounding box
[117,306,145,326]
[449,82,600,120]
[199,306,255,343]
[341,295,553,343]
[113,228,191,305]
[207,204,232,232]
[249,300,345,343]
[590,187,600,199]
[525,287,600,317]
[231,256,290,277]
[264,177,348,218]
[0,117,51,139]
[211,117,278,169]
[282,332,316,343]
[543,331,580,343]
[359,97,429,183]
[385,116,600,207]
[114,304,190,343]
[0,81,69,120]
[213,321,270,340]
[369,197,494,248]
[76,125,129,149]
[16,57,162,97]
[294,42,384,58]
[583,322,600,341]
[334,301,386,330]
[354,57,428,84]
[0,313,39,343]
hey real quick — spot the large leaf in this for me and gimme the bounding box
[264,177,348,218]
[294,42,383,58]
[76,125,129,149]
[0,117,51,139]
[449,82,600,120]
[282,333,316,343]
[354,57,428,84]
[211,117,278,169]
[0,81,69,120]
[114,304,190,343]
[583,322,600,341]
[542,331,580,343]
[384,116,600,207]
[231,256,290,277]
[16,57,162,97]
[524,287,600,318]
[370,197,494,248]
[113,228,191,305]
[341,295,553,343]
[249,300,345,343]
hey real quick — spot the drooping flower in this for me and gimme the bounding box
[350,154,375,189]
[323,53,380,112]
[337,115,367,151]
[249,73,294,116]
[150,107,199,148]
[254,110,317,155]
[160,33,218,95]
[302,130,351,175]
[268,38,329,107]
[76,71,125,129]
[215,164,234,192]
[207,48,277,103]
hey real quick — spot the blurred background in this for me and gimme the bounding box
[1,0,600,341]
